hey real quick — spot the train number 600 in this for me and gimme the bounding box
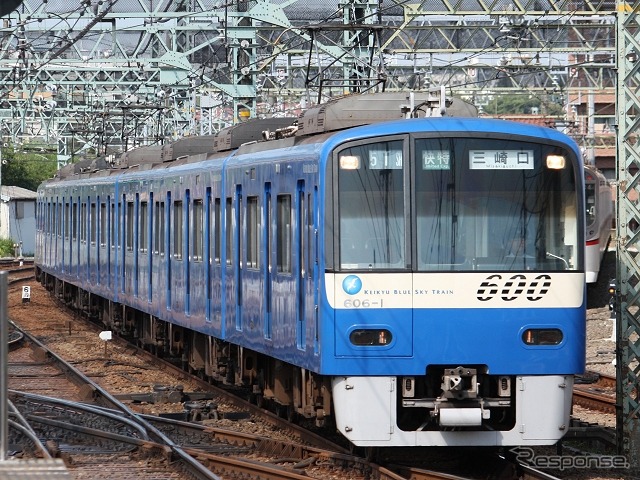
[476,274,551,302]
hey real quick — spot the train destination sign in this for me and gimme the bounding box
[469,150,534,169]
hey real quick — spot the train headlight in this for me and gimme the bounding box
[522,328,563,345]
[340,155,360,170]
[349,328,392,346]
[546,154,566,169]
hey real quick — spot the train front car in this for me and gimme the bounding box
[323,117,585,447]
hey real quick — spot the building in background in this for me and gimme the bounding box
[0,186,37,256]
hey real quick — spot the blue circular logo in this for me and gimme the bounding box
[342,275,362,295]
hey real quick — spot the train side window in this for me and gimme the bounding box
[247,196,259,269]
[154,200,163,255]
[193,199,203,262]
[225,198,232,266]
[64,203,70,239]
[81,202,87,243]
[56,202,61,236]
[100,203,106,247]
[277,194,292,274]
[90,202,97,245]
[214,198,221,264]
[174,200,183,260]
[126,201,134,252]
[140,201,148,253]
[45,202,50,233]
[110,202,115,249]
[72,203,77,241]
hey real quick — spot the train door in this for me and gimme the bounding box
[234,186,243,331]
[310,187,320,355]
[53,200,59,272]
[204,189,211,322]
[74,197,79,278]
[211,196,223,334]
[171,194,186,314]
[138,196,150,303]
[99,200,106,286]
[44,200,50,268]
[82,197,88,282]
[151,195,166,311]
[120,195,126,294]
[166,191,172,310]
[296,181,306,349]
[264,184,272,339]
[108,198,114,294]
[147,194,153,303]
[275,192,292,345]
[134,194,140,297]
[185,190,191,316]
[62,199,68,274]
[90,198,98,285]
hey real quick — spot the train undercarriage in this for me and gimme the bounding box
[38,272,332,426]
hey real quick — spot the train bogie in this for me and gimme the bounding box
[36,91,586,447]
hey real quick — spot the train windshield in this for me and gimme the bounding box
[335,135,580,272]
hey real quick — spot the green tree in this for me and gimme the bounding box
[0,147,57,191]
[484,94,564,117]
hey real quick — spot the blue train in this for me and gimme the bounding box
[35,91,586,447]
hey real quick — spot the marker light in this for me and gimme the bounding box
[350,328,392,346]
[546,154,566,169]
[340,155,360,170]
[522,328,563,346]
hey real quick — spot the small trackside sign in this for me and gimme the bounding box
[22,286,30,304]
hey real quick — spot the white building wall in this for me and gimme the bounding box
[0,199,37,255]
[10,200,36,255]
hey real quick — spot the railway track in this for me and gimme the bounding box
[5,269,564,480]
[573,371,618,414]
[9,325,499,480]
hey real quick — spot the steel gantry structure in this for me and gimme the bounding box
[0,0,617,159]
[616,0,640,466]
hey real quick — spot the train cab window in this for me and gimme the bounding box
[126,201,134,251]
[193,199,203,262]
[140,201,148,253]
[174,200,183,260]
[277,194,292,273]
[246,196,259,269]
[414,137,579,272]
[337,140,405,270]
